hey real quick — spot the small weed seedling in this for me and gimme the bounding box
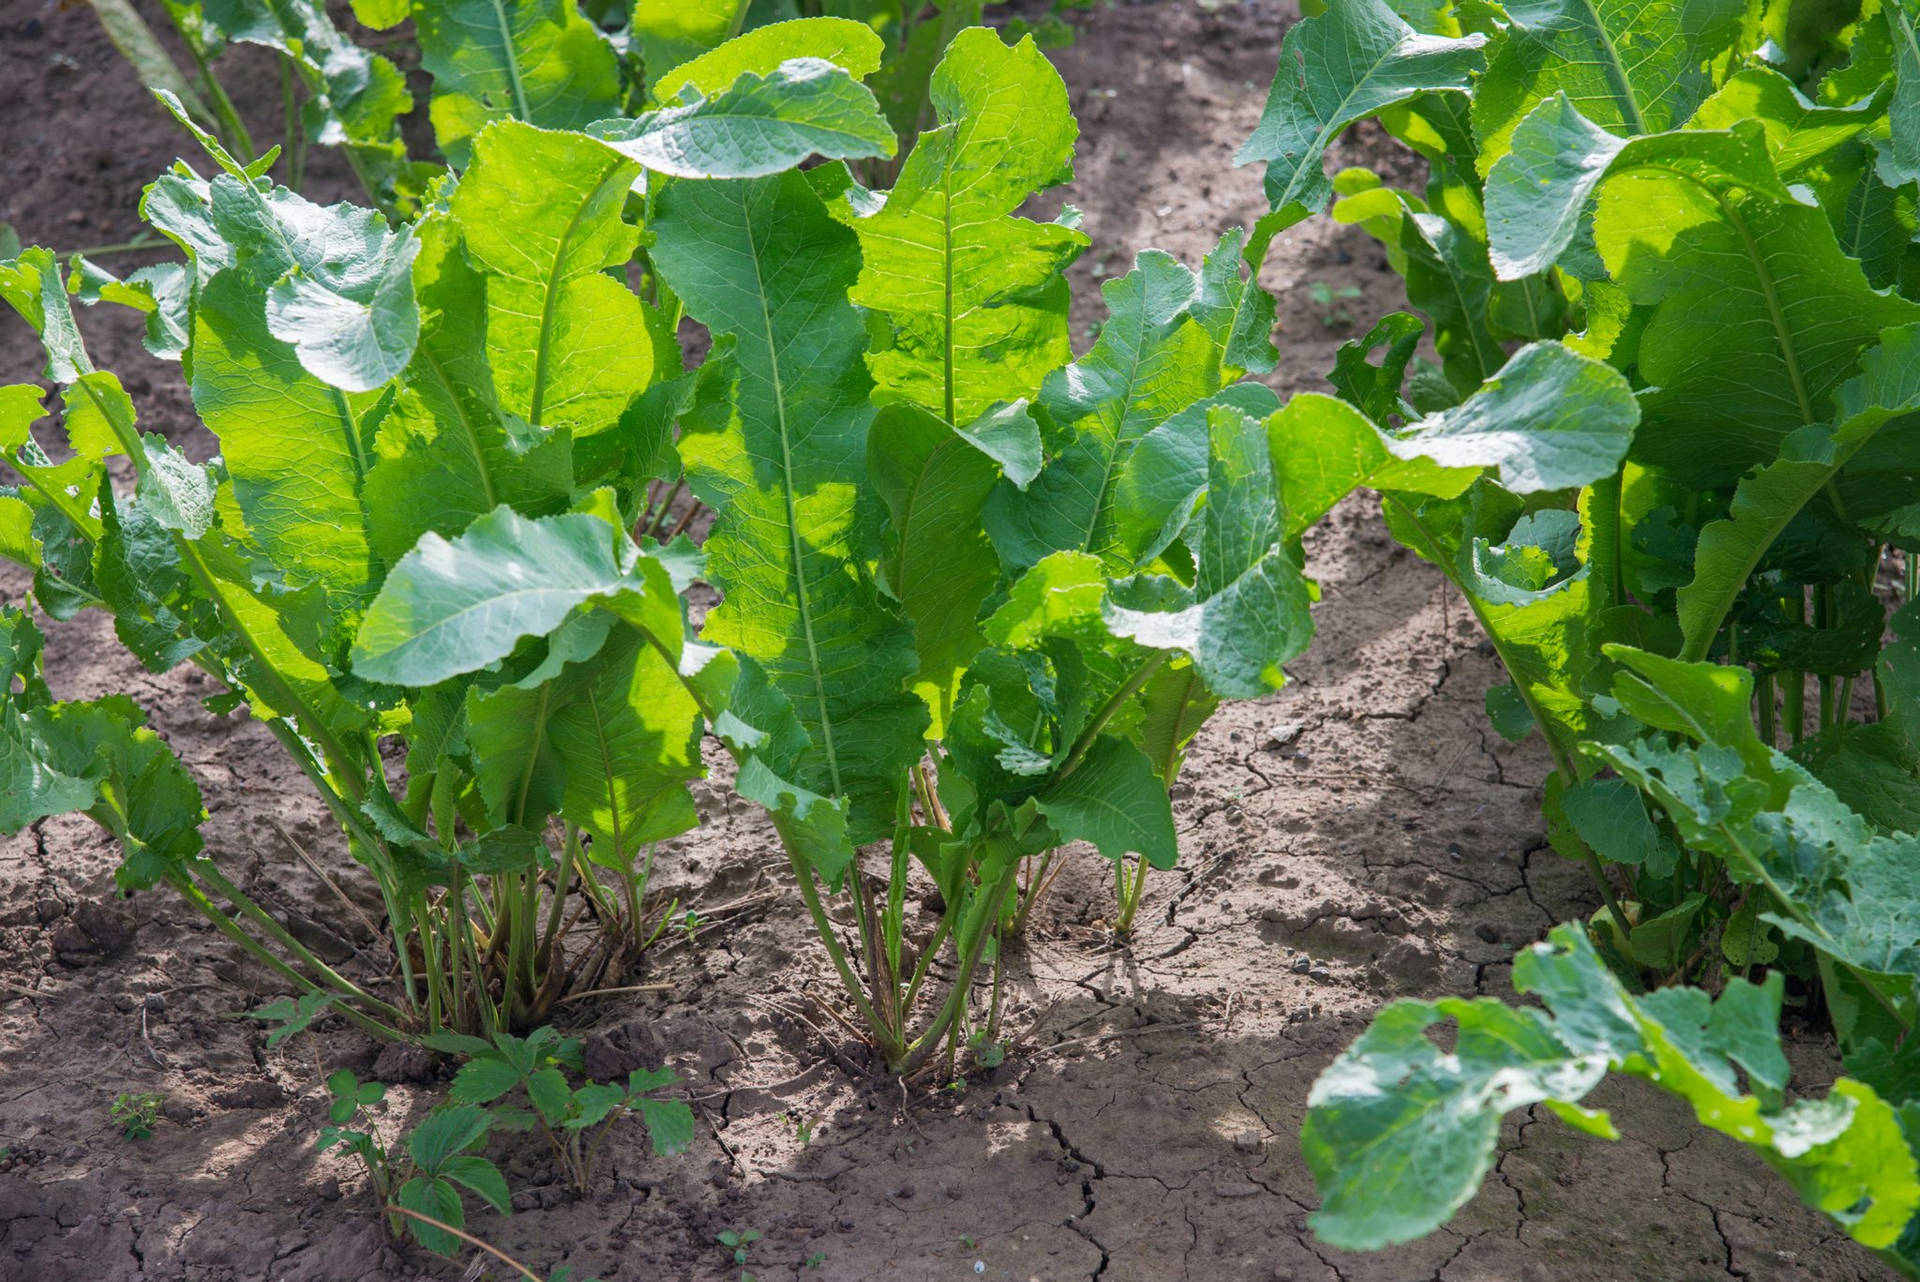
[110,1091,162,1140]
[779,1111,815,1146]
[717,1228,761,1281]
[1306,280,1361,329]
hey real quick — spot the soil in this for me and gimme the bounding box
[0,2,1892,1280]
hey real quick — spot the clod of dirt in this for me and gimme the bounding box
[583,1018,668,1080]
[371,1041,438,1084]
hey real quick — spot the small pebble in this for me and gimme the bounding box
[1309,965,1331,982]
[1233,1129,1262,1154]
[1290,957,1311,974]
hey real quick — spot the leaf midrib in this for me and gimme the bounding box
[485,0,533,125]
[416,342,500,509]
[1568,0,1649,136]
[528,158,630,427]
[740,196,846,799]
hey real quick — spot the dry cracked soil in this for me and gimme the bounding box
[0,0,1894,1279]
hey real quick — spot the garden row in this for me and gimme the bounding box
[0,0,1916,1274]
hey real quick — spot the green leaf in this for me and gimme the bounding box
[191,269,381,600]
[1484,682,1535,741]
[1381,342,1638,492]
[1104,407,1313,698]
[983,251,1240,572]
[450,121,659,438]
[634,0,741,84]
[527,1065,572,1125]
[1034,735,1177,870]
[1110,383,1281,568]
[396,1175,465,1254]
[1676,323,1920,660]
[1304,924,1920,1254]
[650,170,927,841]
[135,435,215,540]
[1878,0,1920,188]
[448,1055,524,1105]
[407,1104,492,1174]
[201,0,420,211]
[361,213,573,568]
[564,1082,627,1129]
[263,225,419,395]
[594,59,894,178]
[0,247,90,382]
[652,17,885,100]
[1628,892,1710,968]
[352,506,678,687]
[415,0,622,167]
[868,404,1004,739]
[0,614,208,890]
[1136,662,1218,783]
[839,27,1084,425]
[468,626,704,850]
[1558,776,1676,873]
[1485,95,1784,280]
[1237,0,1485,235]
[440,1154,511,1216]
[982,551,1106,650]
[1492,107,1920,483]
[638,1096,696,1156]
[1469,0,1750,172]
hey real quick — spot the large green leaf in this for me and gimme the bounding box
[983,249,1242,572]
[592,58,894,178]
[450,121,660,439]
[1490,108,1920,481]
[466,627,702,847]
[1237,0,1485,235]
[415,0,622,167]
[839,27,1085,424]
[1469,0,1749,172]
[1033,735,1176,870]
[650,171,927,841]
[1103,407,1314,699]
[191,269,382,600]
[351,506,678,687]
[1304,924,1920,1256]
[868,404,1005,740]
[362,213,573,567]
[1676,322,1920,659]
[1387,340,1637,488]
[652,17,883,100]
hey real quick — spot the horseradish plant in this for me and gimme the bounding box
[1238,0,1920,1269]
[361,24,1312,1075]
[80,0,1071,219]
[0,20,908,1037]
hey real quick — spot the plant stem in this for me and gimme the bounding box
[779,826,898,1060]
[172,873,406,1041]
[383,1207,542,1281]
[1057,653,1169,780]
[194,862,408,1023]
[897,845,1022,1074]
